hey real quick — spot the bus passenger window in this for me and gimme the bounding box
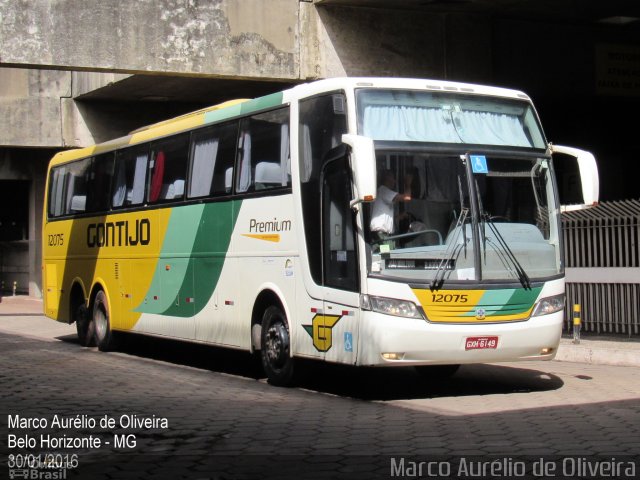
[63,158,92,215]
[113,146,149,208]
[188,122,238,198]
[48,166,67,218]
[85,153,115,213]
[48,154,114,217]
[236,108,290,193]
[148,133,189,203]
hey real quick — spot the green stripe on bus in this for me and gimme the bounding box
[499,286,542,314]
[460,287,541,317]
[203,92,284,126]
[133,205,204,314]
[135,200,242,317]
[204,103,245,124]
[482,287,541,316]
[240,92,284,115]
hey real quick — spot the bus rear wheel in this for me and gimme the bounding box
[93,290,116,352]
[74,303,95,347]
[260,306,295,387]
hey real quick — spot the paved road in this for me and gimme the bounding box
[1,315,639,479]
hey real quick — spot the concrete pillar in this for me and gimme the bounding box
[0,149,50,299]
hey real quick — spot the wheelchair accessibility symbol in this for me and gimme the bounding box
[470,154,488,174]
[344,332,353,352]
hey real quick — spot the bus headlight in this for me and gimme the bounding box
[361,295,424,319]
[531,294,565,317]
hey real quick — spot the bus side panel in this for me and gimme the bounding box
[292,269,325,361]
[111,258,129,330]
[192,200,240,346]
[193,257,241,347]
[43,209,171,330]
[227,195,299,351]
[125,206,197,338]
[43,218,82,322]
[131,201,238,342]
[225,192,360,363]
[43,262,60,319]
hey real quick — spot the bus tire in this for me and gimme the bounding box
[260,305,295,387]
[415,364,460,380]
[74,303,95,347]
[93,290,116,352]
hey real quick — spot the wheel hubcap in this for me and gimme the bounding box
[95,307,107,341]
[265,321,289,370]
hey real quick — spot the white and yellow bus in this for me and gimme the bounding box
[43,78,598,386]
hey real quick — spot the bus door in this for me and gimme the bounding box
[320,156,360,364]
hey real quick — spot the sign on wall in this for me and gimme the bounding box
[596,43,640,96]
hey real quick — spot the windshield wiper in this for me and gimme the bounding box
[430,207,468,291]
[482,214,531,290]
[473,177,531,289]
[430,173,471,291]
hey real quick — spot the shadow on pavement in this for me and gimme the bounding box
[58,331,564,401]
[295,361,564,401]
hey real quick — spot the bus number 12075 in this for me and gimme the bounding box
[431,293,469,303]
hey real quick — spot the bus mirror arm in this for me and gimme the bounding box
[342,134,377,210]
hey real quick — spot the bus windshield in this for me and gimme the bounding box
[357,89,546,149]
[356,88,560,285]
[362,151,561,285]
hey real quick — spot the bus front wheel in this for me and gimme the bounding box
[260,306,295,387]
[93,290,116,352]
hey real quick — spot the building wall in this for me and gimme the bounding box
[301,4,493,86]
[0,0,299,79]
[0,69,70,147]
[492,18,640,202]
[1,1,494,85]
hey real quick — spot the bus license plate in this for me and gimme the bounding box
[465,336,498,350]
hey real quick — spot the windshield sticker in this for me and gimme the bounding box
[470,155,488,174]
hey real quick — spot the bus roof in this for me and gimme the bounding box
[290,77,531,102]
[49,77,532,167]
[49,92,285,167]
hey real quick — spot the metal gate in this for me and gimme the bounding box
[562,199,640,337]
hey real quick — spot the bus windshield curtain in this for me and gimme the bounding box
[362,106,532,147]
[149,151,165,202]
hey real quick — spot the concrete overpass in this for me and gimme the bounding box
[1,0,639,296]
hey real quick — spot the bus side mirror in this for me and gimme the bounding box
[550,144,599,212]
[342,134,377,209]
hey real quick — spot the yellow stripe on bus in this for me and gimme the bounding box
[241,233,281,242]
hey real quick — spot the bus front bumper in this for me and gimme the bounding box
[356,311,563,367]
